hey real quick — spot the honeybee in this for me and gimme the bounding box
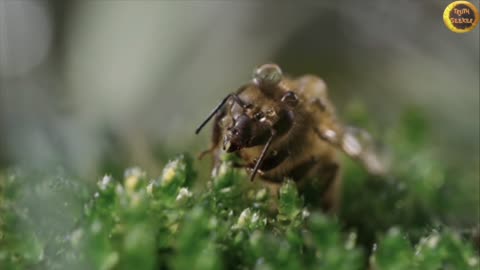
[195,64,385,212]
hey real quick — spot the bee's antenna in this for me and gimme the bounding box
[195,86,251,135]
[250,129,276,181]
[195,94,232,134]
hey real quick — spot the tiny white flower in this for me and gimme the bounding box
[162,160,179,185]
[218,162,229,177]
[236,208,252,228]
[302,208,310,219]
[125,176,139,192]
[176,187,192,202]
[98,175,113,191]
[426,235,439,248]
[468,257,479,266]
[251,212,260,223]
[146,181,156,195]
[255,188,267,201]
[124,167,146,192]
[124,167,145,179]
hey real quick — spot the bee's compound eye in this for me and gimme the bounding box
[253,64,283,87]
[281,91,299,107]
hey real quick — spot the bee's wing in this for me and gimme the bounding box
[294,74,387,175]
[340,126,387,175]
[314,125,387,175]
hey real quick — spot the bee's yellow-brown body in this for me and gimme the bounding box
[197,64,384,212]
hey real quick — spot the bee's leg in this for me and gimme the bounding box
[250,129,276,181]
[197,148,215,160]
[314,126,386,175]
[198,106,226,160]
[298,161,341,213]
[320,163,341,213]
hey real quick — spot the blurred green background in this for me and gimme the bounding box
[0,1,479,269]
[0,0,478,176]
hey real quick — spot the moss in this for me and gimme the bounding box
[0,110,478,270]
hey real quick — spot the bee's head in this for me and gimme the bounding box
[222,92,298,153]
[223,110,273,153]
[221,63,296,153]
[223,114,251,152]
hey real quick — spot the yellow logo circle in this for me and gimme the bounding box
[443,1,479,33]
